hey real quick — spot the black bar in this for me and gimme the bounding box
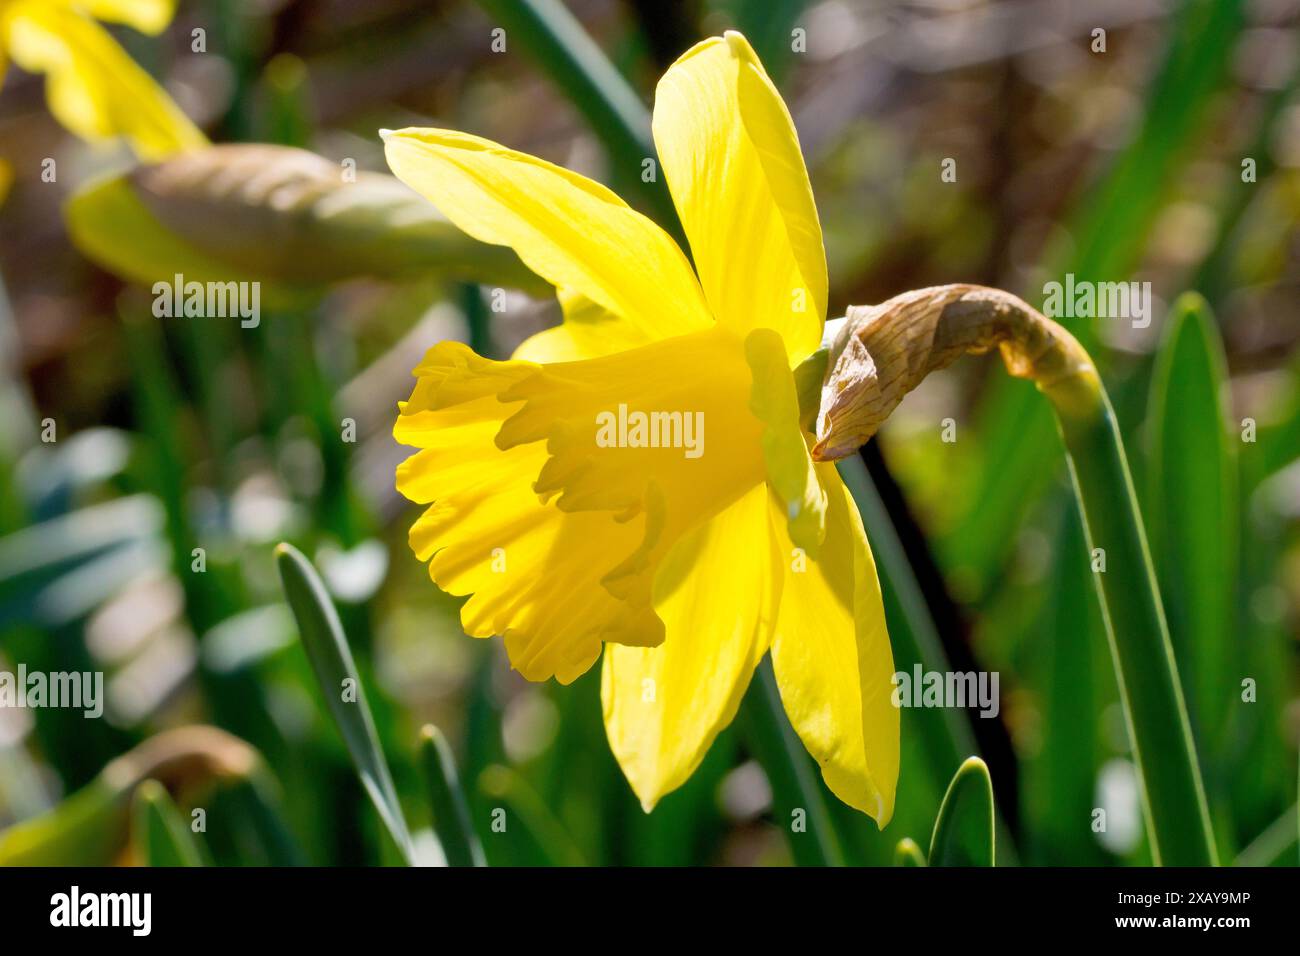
[0,866,1281,941]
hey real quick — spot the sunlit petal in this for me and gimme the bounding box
[769,462,899,824]
[602,482,780,809]
[5,2,205,160]
[384,128,712,344]
[653,31,826,362]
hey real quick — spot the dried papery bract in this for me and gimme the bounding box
[813,284,1099,461]
[811,283,1217,867]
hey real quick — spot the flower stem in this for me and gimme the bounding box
[812,284,1217,866]
[1056,388,1217,865]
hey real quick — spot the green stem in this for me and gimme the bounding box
[1057,391,1217,865]
[815,285,1217,866]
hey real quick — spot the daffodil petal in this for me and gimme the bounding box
[5,2,205,160]
[81,0,177,35]
[653,31,826,362]
[769,461,898,824]
[745,327,827,554]
[602,481,779,809]
[511,287,652,363]
[383,128,712,343]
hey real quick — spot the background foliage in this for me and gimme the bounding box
[0,0,1297,866]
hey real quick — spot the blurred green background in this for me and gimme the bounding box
[0,0,1297,866]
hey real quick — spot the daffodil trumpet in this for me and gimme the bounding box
[810,283,1216,867]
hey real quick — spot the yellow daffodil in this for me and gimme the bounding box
[0,0,205,161]
[384,31,899,823]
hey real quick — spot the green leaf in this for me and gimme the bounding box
[0,779,128,866]
[1233,803,1298,867]
[65,145,549,301]
[131,780,205,867]
[213,772,309,866]
[274,542,415,864]
[929,757,995,867]
[0,727,270,866]
[1147,293,1237,747]
[471,0,681,236]
[714,0,809,86]
[478,764,586,866]
[894,837,927,867]
[0,496,164,628]
[1024,505,1110,864]
[941,0,1248,595]
[835,454,1018,864]
[418,724,484,867]
[740,658,846,866]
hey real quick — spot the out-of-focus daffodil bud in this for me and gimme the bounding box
[65,144,550,302]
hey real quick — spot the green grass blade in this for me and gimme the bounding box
[715,0,809,86]
[478,764,586,866]
[941,0,1247,594]
[274,542,414,864]
[419,724,484,867]
[929,757,995,867]
[836,454,1018,864]
[894,837,927,867]
[0,727,277,866]
[1147,293,1237,749]
[131,780,205,867]
[1024,504,1110,865]
[0,496,165,629]
[472,0,681,237]
[740,658,845,867]
[1233,803,1298,867]
[216,771,309,866]
[0,779,128,866]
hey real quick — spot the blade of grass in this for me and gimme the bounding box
[419,725,485,867]
[929,757,995,867]
[216,771,309,866]
[1025,503,1110,864]
[131,780,205,867]
[478,764,586,866]
[836,453,1018,864]
[1147,293,1237,753]
[894,836,927,866]
[740,658,846,866]
[471,0,682,238]
[274,542,415,864]
[0,727,271,866]
[1233,803,1298,868]
[942,0,1247,594]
